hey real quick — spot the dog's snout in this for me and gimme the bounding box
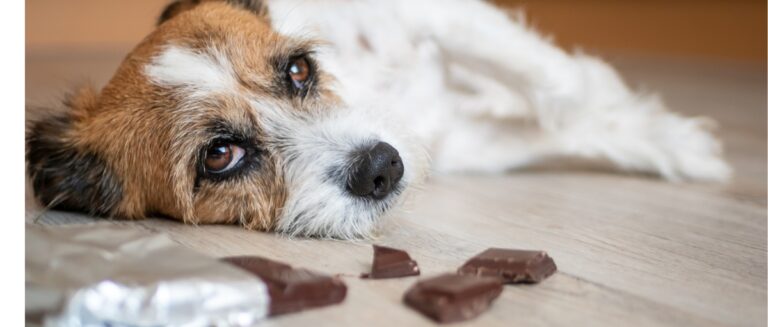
[347,142,404,199]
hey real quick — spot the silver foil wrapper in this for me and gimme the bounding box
[26,223,269,327]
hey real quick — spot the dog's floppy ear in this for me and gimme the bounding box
[26,88,123,216]
[227,0,269,18]
[158,0,201,25]
[158,0,269,26]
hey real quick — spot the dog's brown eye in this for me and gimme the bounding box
[288,57,310,88]
[205,143,245,173]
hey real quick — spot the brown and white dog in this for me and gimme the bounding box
[27,0,729,239]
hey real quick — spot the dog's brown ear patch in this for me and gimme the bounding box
[26,113,123,216]
[158,0,269,26]
[226,0,269,18]
[158,0,201,25]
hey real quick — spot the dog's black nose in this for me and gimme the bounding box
[347,142,404,199]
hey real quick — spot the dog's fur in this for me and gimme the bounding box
[26,0,730,239]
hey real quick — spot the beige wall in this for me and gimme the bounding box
[26,0,163,52]
[494,0,766,62]
[27,0,767,62]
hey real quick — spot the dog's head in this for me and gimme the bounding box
[26,0,426,238]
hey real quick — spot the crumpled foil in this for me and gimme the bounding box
[26,223,269,327]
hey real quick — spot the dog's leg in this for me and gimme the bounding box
[398,0,730,181]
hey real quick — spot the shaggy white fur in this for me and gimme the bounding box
[269,0,730,182]
[145,45,237,98]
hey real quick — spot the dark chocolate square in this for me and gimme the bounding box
[403,273,503,323]
[457,248,557,283]
[221,256,347,315]
[363,245,420,279]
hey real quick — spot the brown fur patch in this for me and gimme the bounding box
[158,0,269,26]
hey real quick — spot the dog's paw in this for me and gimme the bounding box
[656,116,731,182]
[556,95,732,183]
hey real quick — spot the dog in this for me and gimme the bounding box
[26,0,730,239]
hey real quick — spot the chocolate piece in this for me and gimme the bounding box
[363,245,420,279]
[221,256,347,315]
[403,274,503,323]
[457,248,557,283]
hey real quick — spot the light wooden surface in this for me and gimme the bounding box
[26,51,766,326]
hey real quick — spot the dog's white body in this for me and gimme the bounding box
[268,0,730,182]
[127,0,731,238]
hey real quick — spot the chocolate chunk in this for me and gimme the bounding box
[221,256,347,315]
[363,245,420,279]
[457,248,557,283]
[403,274,503,323]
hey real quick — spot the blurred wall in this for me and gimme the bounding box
[27,0,767,63]
[26,0,162,52]
[493,0,767,62]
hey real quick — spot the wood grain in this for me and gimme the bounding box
[26,52,766,326]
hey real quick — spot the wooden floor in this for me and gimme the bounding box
[26,51,766,326]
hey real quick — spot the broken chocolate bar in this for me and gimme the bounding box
[363,245,420,279]
[403,273,503,323]
[221,256,347,315]
[457,248,557,283]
